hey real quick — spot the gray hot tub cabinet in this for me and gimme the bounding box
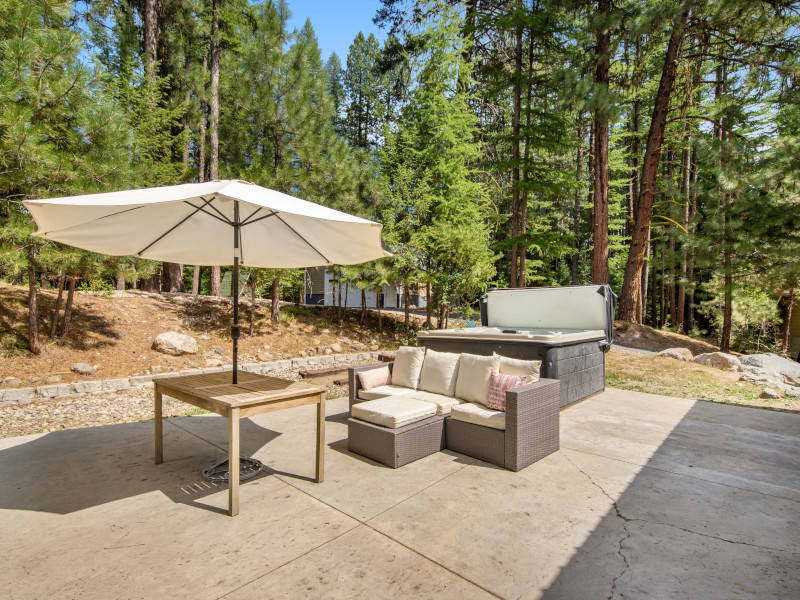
[417,285,616,408]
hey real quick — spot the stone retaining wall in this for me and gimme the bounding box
[0,352,381,406]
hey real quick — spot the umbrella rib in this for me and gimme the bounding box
[136,198,215,256]
[240,206,263,225]
[201,196,234,224]
[96,205,146,221]
[183,200,232,225]
[276,215,330,264]
[240,211,278,227]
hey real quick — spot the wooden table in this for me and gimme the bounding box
[154,371,325,516]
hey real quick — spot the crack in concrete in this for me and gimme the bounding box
[562,453,632,600]
[563,450,800,599]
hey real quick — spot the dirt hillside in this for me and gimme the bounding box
[0,283,397,385]
[614,320,722,356]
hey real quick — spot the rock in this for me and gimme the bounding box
[305,347,316,356]
[692,352,741,371]
[257,352,271,362]
[5,378,22,387]
[152,332,197,356]
[740,353,800,380]
[188,361,200,368]
[324,348,333,355]
[198,333,211,340]
[370,344,379,351]
[299,350,308,358]
[657,348,693,361]
[783,373,800,388]
[740,369,784,387]
[28,376,41,385]
[785,387,800,398]
[760,388,781,399]
[351,342,367,352]
[321,329,330,334]
[205,358,223,367]
[339,337,351,345]
[46,375,63,384]
[71,363,97,376]
[330,343,343,353]
[151,365,163,374]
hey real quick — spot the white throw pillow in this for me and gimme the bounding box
[495,353,542,384]
[455,353,501,406]
[418,349,461,396]
[391,346,426,389]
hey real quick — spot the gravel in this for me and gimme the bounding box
[0,360,369,439]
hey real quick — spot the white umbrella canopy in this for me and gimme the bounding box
[24,179,390,384]
[24,179,390,267]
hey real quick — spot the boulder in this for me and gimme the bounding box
[351,342,367,352]
[330,343,343,353]
[257,351,272,362]
[692,352,741,371]
[785,387,800,398]
[71,363,98,376]
[740,353,800,380]
[46,375,63,384]
[760,388,781,399]
[152,332,197,356]
[657,348,693,361]
[205,358,224,367]
[739,369,784,387]
[4,378,22,387]
[370,343,379,351]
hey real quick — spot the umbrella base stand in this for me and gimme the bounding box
[202,456,263,483]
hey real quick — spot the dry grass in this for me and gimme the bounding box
[606,347,800,413]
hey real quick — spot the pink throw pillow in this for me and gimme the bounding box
[357,366,392,391]
[486,371,526,411]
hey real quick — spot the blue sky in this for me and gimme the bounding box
[285,0,387,62]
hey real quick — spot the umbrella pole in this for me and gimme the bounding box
[232,201,240,384]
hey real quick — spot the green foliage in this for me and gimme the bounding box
[78,279,116,297]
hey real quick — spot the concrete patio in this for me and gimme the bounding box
[1,388,798,599]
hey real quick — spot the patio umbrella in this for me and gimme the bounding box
[24,179,390,383]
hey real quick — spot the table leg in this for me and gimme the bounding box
[155,388,163,464]
[229,408,240,517]
[316,393,325,483]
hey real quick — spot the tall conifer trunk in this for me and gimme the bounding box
[208,0,221,297]
[591,0,611,284]
[50,272,65,338]
[27,243,40,354]
[271,276,280,323]
[619,10,689,321]
[510,20,523,287]
[572,115,585,285]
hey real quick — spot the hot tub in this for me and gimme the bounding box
[417,285,616,408]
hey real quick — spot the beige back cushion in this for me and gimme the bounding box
[455,353,501,405]
[418,349,461,396]
[495,354,542,384]
[391,346,426,389]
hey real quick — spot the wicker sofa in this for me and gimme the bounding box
[347,357,560,471]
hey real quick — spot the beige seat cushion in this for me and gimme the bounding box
[450,402,506,431]
[351,396,437,429]
[455,353,500,406]
[418,349,461,396]
[406,390,463,416]
[391,346,426,389]
[357,385,416,401]
[495,353,542,384]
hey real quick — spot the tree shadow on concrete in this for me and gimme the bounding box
[539,399,800,600]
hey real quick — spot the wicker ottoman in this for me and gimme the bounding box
[348,415,446,468]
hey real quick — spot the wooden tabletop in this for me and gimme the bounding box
[154,371,324,408]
